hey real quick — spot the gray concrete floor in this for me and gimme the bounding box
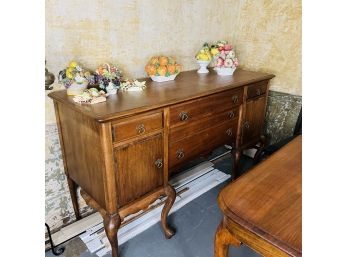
[46,151,261,257]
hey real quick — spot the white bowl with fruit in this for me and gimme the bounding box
[195,43,212,74]
[211,40,239,76]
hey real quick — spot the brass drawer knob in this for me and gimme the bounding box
[176,149,185,159]
[256,88,261,96]
[136,123,146,134]
[226,128,233,137]
[179,112,189,121]
[228,111,235,119]
[155,158,163,169]
[244,121,250,129]
[232,95,239,104]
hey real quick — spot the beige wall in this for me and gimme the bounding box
[230,0,302,96]
[45,0,302,122]
[45,0,235,123]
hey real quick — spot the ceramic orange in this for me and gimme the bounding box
[149,56,159,66]
[145,64,156,76]
[175,64,182,73]
[159,56,168,66]
[167,64,176,75]
[157,65,167,76]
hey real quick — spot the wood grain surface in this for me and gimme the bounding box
[48,69,274,122]
[218,136,302,256]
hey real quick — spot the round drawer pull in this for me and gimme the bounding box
[179,112,189,121]
[176,149,185,159]
[256,88,261,96]
[244,121,250,129]
[155,158,163,169]
[226,128,233,137]
[232,95,239,104]
[228,111,235,119]
[136,124,146,134]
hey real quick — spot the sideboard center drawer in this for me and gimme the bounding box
[169,88,243,127]
[112,112,163,142]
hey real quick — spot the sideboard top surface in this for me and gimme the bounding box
[49,69,274,122]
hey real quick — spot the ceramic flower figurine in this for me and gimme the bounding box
[95,63,122,94]
[211,40,239,76]
[58,61,94,95]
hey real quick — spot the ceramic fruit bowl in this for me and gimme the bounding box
[150,73,178,82]
[197,60,210,74]
[67,81,88,96]
[214,67,236,76]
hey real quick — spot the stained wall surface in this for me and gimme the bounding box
[230,0,302,96]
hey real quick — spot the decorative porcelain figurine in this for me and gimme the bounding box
[95,63,122,93]
[211,40,239,76]
[58,61,93,95]
[195,43,212,74]
[145,56,182,82]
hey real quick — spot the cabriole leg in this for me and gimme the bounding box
[161,184,176,238]
[104,213,121,257]
[214,221,241,257]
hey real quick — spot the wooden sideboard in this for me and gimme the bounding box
[49,69,274,257]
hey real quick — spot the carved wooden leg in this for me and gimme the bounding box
[161,184,176,238]
[104,213,121,257]
[67,176,81,220]
[253,135,268,164]
[214,221,241,257]
[231,148,242,179]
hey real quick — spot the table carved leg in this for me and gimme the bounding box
[66,176,81,220]
[253,135,268,164]
[161,184,176,238]
[231,148,242,179]
[214,221,241,257]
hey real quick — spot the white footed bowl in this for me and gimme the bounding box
[197,60,211,74]
[214,67,236,76]
[150,73,178,82]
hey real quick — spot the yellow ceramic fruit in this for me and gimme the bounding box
[69,61,78,68]
[197,53,209,61]
[159,56,168,66]
[210,48,219,56]
[66,67,74,79]
[157,65,167,76]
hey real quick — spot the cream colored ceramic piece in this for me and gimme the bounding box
[67,82,88,96]
[106,82,118,95]
[150,74,178,82]
[197,60,210,74]
[214,67,236,76]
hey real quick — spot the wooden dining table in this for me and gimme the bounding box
[214,135,302,257]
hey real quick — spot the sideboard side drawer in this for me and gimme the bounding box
[169,88,243,127]
[112,112,163,142]
[247,81,268,99]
